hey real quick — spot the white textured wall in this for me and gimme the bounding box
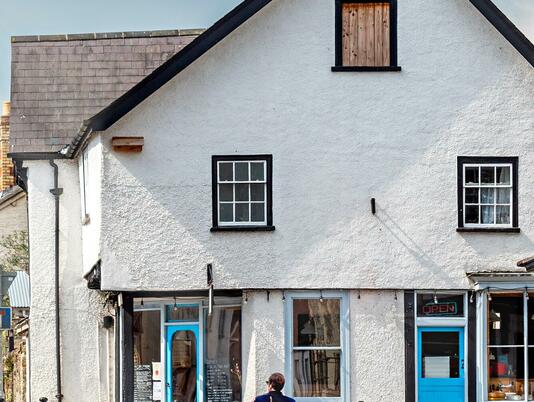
[242,291,285,401]
[350,290,405,402]
[26,160,107,401]
[0,191,27,261]
[80,134,103,275]
[96,0,533,292]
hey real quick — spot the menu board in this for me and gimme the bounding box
[134,365,153,402]
[205,361,233,402]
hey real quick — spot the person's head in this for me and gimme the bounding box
[266,373,285,392]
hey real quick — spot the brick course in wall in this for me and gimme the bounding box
[0,102,15,191]
[10,29,203,153]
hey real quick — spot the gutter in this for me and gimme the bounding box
[49,160,63,402]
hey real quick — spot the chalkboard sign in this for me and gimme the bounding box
[206,361,233,402]
[134,365,152,402]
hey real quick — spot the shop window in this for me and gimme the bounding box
[333,0,399,71]
[457,156,518,230]
[166,305,199,322]
[486,293,528,400]
[286,293,349,400]
[417,293,465,318]
[211,155,273,230]
[133,310,161,401]
[205,306,242,402]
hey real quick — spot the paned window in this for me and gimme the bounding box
[485,293,534,401]
[334,0,399,70]
[212,155,273,229]
[457,157,518,229]
[286,293,349,400]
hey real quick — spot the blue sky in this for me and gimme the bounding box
[0,0,532,101]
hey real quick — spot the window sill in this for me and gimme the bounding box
[210,225,275,232]
[331,66,402,72]
[456,227,520,233]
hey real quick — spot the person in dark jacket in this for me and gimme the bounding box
[253,373,295,402]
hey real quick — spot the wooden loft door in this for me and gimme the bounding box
[342,2,391,67]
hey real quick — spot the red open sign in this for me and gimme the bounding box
[422,302,458,316]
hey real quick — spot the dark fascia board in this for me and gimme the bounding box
[469,0,534,67]
[66,0,273,159]
[8,151,67,161]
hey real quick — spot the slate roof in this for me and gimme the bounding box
[9,29,203,153]
[8,271,30,308]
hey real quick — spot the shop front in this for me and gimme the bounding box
[129,296,242,402]
[405,291,475,402]
[472,275,534,402]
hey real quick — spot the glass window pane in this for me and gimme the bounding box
[465,205,479,224]
[527,297,534,345]
[481,206,494,224]
[219,184,233,202]
[219,163,233,181]
[488,347,524,397]
[496,206,510,224]
[465,188,479,204]
[205,307,242,402]
[235,184,249,201]
[250,184,265,201]
[421,331,460,378]
[293,350,341,397]
[293,299,340,347]
[481,166,495,184]
[488,295,523,346]
[465,167,479,185]
[251,203,265,222]
[497,166,511,185]
[250,162,265,181]
[416,294,465,317]
[497,188,511,204]
[166,305,199,322]
[134,310,161,365]
[235,204,249,222]
[235,163,249,181]
[134,310,161,401]
[219,204,233,222]
[171,331,197,402]
[481,188,495,204]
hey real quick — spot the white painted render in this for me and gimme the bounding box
[26,159,109,401]
[80,134,104,275]
[91,0,533,291]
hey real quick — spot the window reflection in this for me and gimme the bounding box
[293,350,341,397]
[171,331,197,402]
[293,299,340,347]
[205,307,242,402]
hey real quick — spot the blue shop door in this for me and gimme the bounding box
[418,327,465,402]
[166,325,200,402]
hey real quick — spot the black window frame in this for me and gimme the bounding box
[332,0,400,72]
[457,156,519,233]
[211,154,274,232]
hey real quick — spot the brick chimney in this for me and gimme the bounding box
[0,101,15,191]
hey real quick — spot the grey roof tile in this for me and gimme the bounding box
[10,29,202,152]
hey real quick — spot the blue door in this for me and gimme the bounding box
[418,327,464,402]
[166,325,200,402]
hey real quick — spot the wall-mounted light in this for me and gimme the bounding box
[319,290,324,303]
[173,297,178,311]
[433,293,438,304]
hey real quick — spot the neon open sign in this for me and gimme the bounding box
[422,302,458,316]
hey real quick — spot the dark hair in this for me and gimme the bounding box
[268,373,285,392]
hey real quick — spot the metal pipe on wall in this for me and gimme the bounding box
[48,160,63,402]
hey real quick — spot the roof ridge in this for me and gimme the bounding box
[11,28,206,43]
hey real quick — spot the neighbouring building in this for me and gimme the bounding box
[7,1,534,402]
